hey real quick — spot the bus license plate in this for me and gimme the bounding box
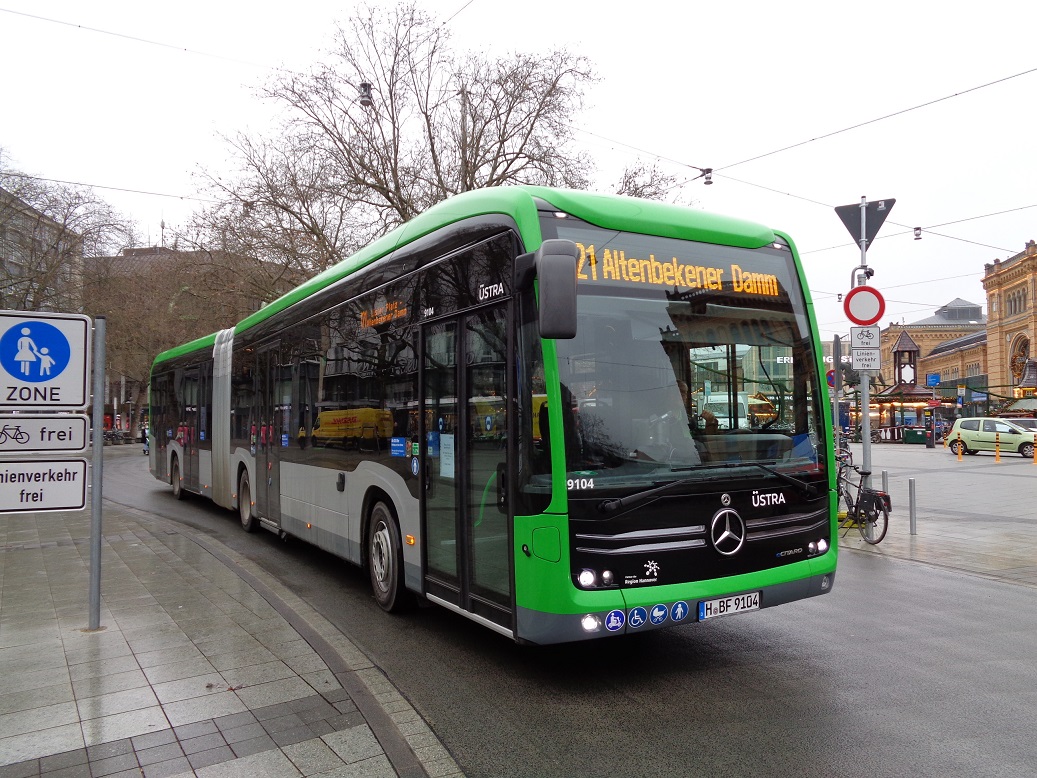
[699,592,760,620]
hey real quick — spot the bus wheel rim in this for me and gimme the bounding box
[372,523,392,590]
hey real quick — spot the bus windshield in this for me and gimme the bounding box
[546,220,823,487]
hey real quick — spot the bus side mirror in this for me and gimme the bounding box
[534,239,578,339]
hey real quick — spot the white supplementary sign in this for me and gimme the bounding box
[0,458,88,512]
[852,348,881,371]
[0,312,91,408]
[0,414,90,455]
[849,326,881,347]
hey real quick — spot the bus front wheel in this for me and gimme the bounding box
[368,501,410,612]
[238,470,257,532]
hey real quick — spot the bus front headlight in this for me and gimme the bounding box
[581,614,602,632]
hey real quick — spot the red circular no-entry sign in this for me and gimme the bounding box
[843,286,885,326]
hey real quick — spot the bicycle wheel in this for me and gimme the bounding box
[858,498,889,545]
[838,470,857,519]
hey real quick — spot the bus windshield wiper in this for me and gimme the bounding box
[596,461,818,515]
[742,462,819,499]
[597,467,710,515]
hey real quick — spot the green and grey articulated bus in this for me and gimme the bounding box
[149,186,836,644]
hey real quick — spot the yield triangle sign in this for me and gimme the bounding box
[835,198,896,250]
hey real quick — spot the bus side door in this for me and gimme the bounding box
[181,367,200,492]
[256,343,282,526]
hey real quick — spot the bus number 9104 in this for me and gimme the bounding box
[567,478,594,491]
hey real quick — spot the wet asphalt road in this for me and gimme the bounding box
[104,446,1037,777]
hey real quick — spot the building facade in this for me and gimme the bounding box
[855,240,1037,425]
[983,240,1036,395]
[878,298,987,389]
[0,187,84,312]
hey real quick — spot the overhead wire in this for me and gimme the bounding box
[1,1,1032,253]
[0,1,482,205]
[715,65,1037,171]
[0,6,272,69]
[0,171,219,204]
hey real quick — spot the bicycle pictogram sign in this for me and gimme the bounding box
[0,424,30,445]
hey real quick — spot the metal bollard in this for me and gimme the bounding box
[909,478,916,535]
[881,470,888,493]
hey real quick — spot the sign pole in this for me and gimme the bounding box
[832,336,842,454]
[856,198,874,488]
[836,195,894,491]
[88,317,106,631]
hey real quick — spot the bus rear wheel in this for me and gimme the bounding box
[368,501,410,612]
[238,470,257,532]
[171,457,185,500]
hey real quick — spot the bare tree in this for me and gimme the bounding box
[261,3,597,226]
[85,246,266,430]
[0,163,136,312]
[180,0,691,312]
[189,2,676,288]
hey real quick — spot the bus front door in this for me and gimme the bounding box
[422,305,513,632]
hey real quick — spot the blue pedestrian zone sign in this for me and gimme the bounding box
[0,312,90,408]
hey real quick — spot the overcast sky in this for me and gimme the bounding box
[2,0,1035,343]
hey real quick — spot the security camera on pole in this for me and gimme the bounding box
[835,196,894,488]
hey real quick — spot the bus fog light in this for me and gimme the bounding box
[581,614,601,632]
[817,538,829,554]
[578,569,597,588]
[601,570,614,586]
[821,575,830,590]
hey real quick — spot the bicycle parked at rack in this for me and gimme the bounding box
[852,425,881,444]
[837,461,891,544]
[836,437,853,468]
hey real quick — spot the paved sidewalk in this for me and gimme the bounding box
[0,504,463,778]
[837,440,1037,586]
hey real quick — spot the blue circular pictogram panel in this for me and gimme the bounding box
[604,610,625,632]
[649,604,669,625]
[628,607,648,629]
[0,321,72,382]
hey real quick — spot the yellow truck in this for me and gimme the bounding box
[312,408,393,449]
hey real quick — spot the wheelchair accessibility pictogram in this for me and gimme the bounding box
[0,321,72,382]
